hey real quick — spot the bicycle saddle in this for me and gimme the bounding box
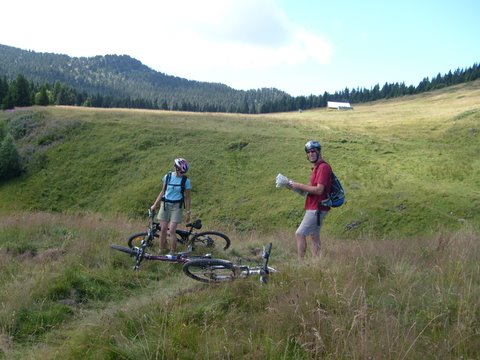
[186,219,202,229]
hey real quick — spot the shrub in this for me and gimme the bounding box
[0,132,22,180]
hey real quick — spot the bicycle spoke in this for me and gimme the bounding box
[192,231,231,251]
[128,232,157,249]
[183,259,235,283]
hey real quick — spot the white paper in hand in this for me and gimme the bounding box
[276,173,307,196]
[275,173,291,188]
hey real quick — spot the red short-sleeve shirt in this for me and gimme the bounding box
[304,161,332,211]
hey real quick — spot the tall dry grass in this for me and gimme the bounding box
[2,211,478,359]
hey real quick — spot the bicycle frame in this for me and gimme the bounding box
[128,210,230,252]
[175,219,202,247]
[111,244,212,270]
[233,242,275,284]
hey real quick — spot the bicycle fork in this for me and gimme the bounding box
[133,239,148,270]
[260,243,273,284]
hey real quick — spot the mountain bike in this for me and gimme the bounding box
[110,243,212,270]
[183,243,275,284]
[127,210,230,252]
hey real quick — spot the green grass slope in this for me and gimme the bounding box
[0,83,479,358]
[1,80,479,239]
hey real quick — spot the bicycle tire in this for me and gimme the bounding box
[183,259,235,283]
[127,232,158,248]
[191,231,231,251]
[111,244,138,257]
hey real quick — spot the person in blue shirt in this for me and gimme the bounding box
[151,158,191,253]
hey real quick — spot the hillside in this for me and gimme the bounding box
[1,80,479,239]
[0,43,290,112]
[0,83,479,359]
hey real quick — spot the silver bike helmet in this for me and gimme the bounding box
[304,140,321,152]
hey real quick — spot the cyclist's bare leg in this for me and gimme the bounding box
[169,222,178,252]
[310,233,320,256]
[295,233,307,258]
[159,220,169,252]
[296,232,320,257]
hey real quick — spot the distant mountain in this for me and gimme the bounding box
[0,43,291,113]
[2,44,478,113]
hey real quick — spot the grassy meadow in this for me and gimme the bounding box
[1,82,479,237]
[0,81,479,358]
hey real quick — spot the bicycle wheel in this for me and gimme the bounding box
[127,232,158,248]
[183,259,235,283]
[111,244,138,257]
[191,231,231,251]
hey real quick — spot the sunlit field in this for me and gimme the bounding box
[0,80,479,358]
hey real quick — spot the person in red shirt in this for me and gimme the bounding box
[288,140,332,258]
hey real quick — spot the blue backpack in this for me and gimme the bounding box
[320,172,345,208]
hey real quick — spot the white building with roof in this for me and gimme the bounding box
[327,101,353,110]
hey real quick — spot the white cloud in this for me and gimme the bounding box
[141,0,332,78]
[188,0,293,47]
[1,0,333,94]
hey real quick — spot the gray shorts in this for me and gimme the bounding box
[296,210,328,237]
[157,201,183,223]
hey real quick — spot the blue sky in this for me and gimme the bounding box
[1,0,479,96]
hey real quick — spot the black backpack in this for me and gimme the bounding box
[162,171,188,208]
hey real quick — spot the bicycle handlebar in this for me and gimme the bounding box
[262,243,272,272]
[258,243,273,285]
[262,243,272,260]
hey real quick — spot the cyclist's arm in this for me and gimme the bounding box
[151,183,167,210]
[289,181,325,195]
[184,189,191,219]
[289,162,329,196]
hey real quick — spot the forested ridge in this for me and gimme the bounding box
[1,43,479,113]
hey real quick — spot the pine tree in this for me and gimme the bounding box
[13,74,31,107]
[0,76,8,105]
[1,88,15,110]
[35,85,50,106]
